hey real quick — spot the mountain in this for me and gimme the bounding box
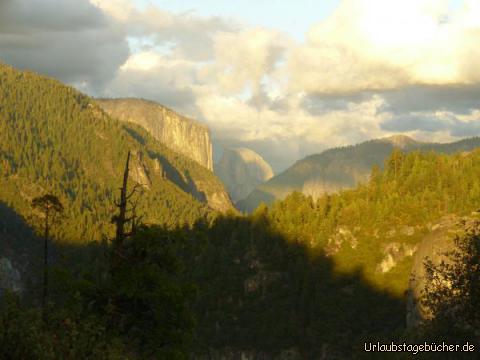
[238,135,480,212]
[188,148,480,358]
[215,147,274,202]
[0,62,233,244]
[96,98,214,171]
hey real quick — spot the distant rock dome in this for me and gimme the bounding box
[215,148,274,203]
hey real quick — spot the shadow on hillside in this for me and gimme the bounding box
[0,202,91,306]
[183,214,406,359]
[0,201,43,302]
[123,126,146,145]
[148,150,207,202]
[0,202,39,255]
[2,201,406,359]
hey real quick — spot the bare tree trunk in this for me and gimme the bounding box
[115,150,131,246]
[42,210,49,321]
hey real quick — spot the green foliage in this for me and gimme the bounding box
[32,194,64,217]
[0,63,217,245]
[261,149,480,288]
[102,226,195,358]
[3,62,480,359]
[239,135,480,212]
[421,222,480,340]
[0,224,195,359]
[0,291,126,359]
[185,148,480,357]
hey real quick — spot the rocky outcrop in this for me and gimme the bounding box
[0,257,22,294]
[325,226,358,256]
[407,214,464,327]
[215,148,274,203]
[127,150,233,212]
[376,242,417,273]
[130,150,152,189]
[96,98,214,171]
[202,190,233,213]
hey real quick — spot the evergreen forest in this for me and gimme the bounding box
[0,63,479,359]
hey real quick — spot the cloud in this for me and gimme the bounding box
[200,28,289,95]
[196,92,389,172]
[94,0,239,61]
[0,0,129,91]
[104,51,198,111]
[3,0,480,172]
[289,0,480,94]
[381,110,480,138]
[379,85,480,115]
[99,0,480,171]
[0,0,105,33]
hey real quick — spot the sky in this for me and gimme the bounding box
[0,0,479,172]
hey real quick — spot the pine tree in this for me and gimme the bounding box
[31,194,64,318]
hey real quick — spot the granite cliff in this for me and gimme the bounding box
[407,214,479,328]
[96,98,214,171]
[215,147,274,203]
[0,63,234,247]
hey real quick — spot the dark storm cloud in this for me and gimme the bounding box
[0,0,106,33]
[381,112,480,137]
[381,113,452,132]
[0,0,129,91]
[379,85,480,115]
[301,84,480,118]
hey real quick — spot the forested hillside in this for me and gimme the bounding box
[239,135,480,212]
[0,62,232,245]
[1,124,479,358]
[1,62,479,359]
[186,148,480,358]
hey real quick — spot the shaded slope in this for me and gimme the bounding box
[185,215,404,359]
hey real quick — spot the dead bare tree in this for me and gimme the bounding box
[111,150,143,264]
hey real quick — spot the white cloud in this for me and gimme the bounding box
[199,28,289,95]
[100,0,480,171]
[90,0,135,22]
[3,0,480,171]
[289,0,480,94]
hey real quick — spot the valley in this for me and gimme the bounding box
[0,64,479,359]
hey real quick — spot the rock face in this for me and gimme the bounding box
[126,149,233,213]
[407,214,462,328]
[376,242,417,273]
[96,98,214,171]
[130,150,152,189]
[0,257,22,294]
[238,135,480,212]
[215,148,274,203]
[325,226,358,256]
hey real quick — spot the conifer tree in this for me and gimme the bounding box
[31,194,63,318]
